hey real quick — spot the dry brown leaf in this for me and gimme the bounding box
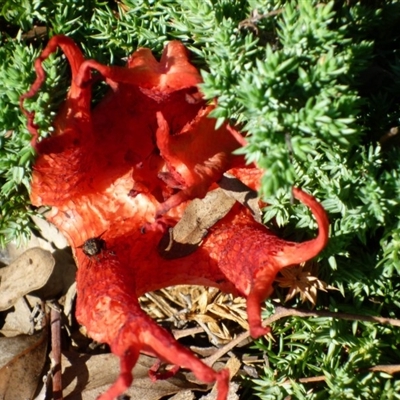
[197,290,211,314]
[158,188,236,259]
[140,285,248,345]
[0,248,55,311]
[145,291,181,318]
[3,229,59,265]
[225,356,242,378]
[191,314,219,325]
[30,214,69,249]
[161,287,190,308]
[32,249,76,302]
[158,174,261,259]
[63,281,77,322]
[199,357,241,400]
[199,382,240,400]
[218,173,262,223]
[0,330,48,400]
[169,390,196,400]
[207,303,249,331]
[275,261,336,306]
[1,296,45,337]
[62,352,208,400]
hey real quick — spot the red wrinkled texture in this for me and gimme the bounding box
[21,36,329,400]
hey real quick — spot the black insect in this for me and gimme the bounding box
[78,231,108,259]
[81,236,106,257]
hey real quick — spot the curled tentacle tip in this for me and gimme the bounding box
[148,362,180,382]
[250,326,271,339]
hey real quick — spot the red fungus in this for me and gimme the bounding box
[21,35,329,399]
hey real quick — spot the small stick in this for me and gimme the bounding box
[269,302,400,327]
[50,302,63,400]
[203,302,400,368]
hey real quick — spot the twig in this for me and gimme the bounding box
[379,126,398,145]
[282,364,400,386]
[21,26,48,42]
[267,302,400,327]
[298,375,326,383]
[368,364,400,374]
[204,331,252,367]
[172,326,204,340]
[50,302,63,400]
[201,303,400,368]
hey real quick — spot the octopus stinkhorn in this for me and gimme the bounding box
[20,35,329,400]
